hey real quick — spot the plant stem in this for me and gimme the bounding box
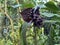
[33,25,37,45]
[48,24,55,45]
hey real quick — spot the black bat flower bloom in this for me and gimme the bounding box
[20,6,43,28]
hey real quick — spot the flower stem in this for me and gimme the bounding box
[33,25,37,45]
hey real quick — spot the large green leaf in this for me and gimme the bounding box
[45,1,60,12]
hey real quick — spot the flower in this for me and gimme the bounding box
[20,6,43,28]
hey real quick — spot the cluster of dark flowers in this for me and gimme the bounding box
[20,6,43,28]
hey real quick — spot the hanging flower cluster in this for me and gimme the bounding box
[20,6,43,28]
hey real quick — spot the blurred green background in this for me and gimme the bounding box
[0,0,60,45]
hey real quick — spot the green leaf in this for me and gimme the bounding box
[41,12,60,17]
[41,12,54,17]
[45,1,60,12]
[21,2,34,9]
[51,16,60,21]
[44,20,60,23]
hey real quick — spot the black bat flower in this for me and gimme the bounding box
[20,6,43,27]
